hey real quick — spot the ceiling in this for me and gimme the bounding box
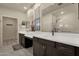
[0,3,34,13]
[42,3,74,16]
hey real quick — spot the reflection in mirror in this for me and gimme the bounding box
[51,3,78,33]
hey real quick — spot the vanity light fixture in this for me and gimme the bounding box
[24,7,27,10]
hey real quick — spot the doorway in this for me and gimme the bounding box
[2,16,18,46]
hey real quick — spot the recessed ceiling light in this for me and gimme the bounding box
[24,7,27,10]
[60,11,64,14]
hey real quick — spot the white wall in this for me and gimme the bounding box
[26,4,41,31]
[26,8,35,31]
[0,7,27,30]
[0,7,27,46]
[41,14,53,32]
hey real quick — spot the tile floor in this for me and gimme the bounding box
[0,40,33,56]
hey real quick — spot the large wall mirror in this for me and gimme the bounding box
[42,3,79,33]
[52,3,78,33]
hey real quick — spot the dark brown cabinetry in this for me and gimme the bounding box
[19,33,25,47]
[33,37,56,56]
[33,37,46,56]
[56,43,75,56]
[33,37,79,56]
[19,33,33,48]
[46,44,57,56]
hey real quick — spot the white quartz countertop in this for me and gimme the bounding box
[19,31,79,47]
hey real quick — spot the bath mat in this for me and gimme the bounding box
[12,44,23,51]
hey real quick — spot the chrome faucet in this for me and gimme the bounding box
[52,30,54,35]
[52,27,57,36]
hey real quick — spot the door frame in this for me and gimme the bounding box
[1,16,19,46]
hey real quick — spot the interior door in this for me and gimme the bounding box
[3,17,17,45]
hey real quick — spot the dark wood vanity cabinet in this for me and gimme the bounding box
[46,44,57,56]
[33,38,46,56]
[33,37,79,56]
[19,33,25,47]
[24,37,33,48]
[19,33,33,48]
[56,43,75,56]
[33,37,56,56]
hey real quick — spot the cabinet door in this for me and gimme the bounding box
[38,43,46,56]
[75,47,79,56]
[56,43,75,56]
[25,37,33,48]
[33,39,39,56]
[45,40,57,56]
[46,45,57,56]
[33,38,46,56]
[19,33,25,46]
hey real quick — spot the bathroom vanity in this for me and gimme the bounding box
[32,32,79,56]
[19,31,79,56]
[33,37,79,56]
[19,31,33,48]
